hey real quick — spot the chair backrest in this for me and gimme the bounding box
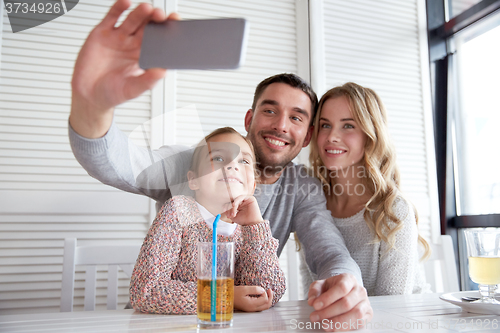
[60,238,141,312]
[424,235,460,293]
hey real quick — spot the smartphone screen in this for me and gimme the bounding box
[139,18,248,70]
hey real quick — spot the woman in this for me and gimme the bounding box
[306,82,430,296]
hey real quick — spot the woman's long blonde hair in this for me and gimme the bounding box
[310,82,430,259]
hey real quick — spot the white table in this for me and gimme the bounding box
[1,293,499,332]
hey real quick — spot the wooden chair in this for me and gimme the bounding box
[60,238,141,312]
[424,235,460,293]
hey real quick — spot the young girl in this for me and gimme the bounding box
[130,127,286,314]
[308,82,430,296]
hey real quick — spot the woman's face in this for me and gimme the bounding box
[316,96,367,172]
[188,133,256,205]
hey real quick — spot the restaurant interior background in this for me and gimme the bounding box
[0,0,498,314]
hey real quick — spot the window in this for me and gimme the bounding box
[449,0,483,19]
[454,16,500,215]
[427,0,500,291]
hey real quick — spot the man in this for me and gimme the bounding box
[69,0,372,329]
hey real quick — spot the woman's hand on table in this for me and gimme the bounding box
[307,273,373,332]
[234,286,273,312]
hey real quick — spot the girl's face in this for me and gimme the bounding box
[188,133,256,206]
[316,96,367,172]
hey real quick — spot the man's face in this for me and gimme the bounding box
[245,83,313,171]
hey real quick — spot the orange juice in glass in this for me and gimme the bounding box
[197,242,234,328]
[464,228,500,304]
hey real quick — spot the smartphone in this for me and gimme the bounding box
[139,18,249,70]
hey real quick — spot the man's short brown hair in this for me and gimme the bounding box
[251,73,318,124]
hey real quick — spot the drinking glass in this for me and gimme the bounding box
[197,242,234,328]
[464,228,500,303]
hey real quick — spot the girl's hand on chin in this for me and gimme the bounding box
[222,195,264,226]
[219,212,233,224]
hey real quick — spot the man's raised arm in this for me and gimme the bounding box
[68,0,190,204]
[69,0,175,139]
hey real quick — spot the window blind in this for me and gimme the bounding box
[321,0,438,241]
[0,0,152,314]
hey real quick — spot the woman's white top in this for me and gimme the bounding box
[300,197,429,296]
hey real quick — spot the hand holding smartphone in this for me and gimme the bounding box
[139,18,249,70]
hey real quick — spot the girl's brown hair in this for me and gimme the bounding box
[190,127,256,177]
